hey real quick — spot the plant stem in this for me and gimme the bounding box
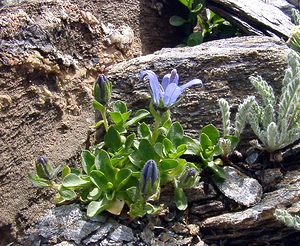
[151,116,161,145]
[101,108,109,132]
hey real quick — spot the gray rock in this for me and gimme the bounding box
[258,168,283,189]
[108,36,289,136]
[268,0,297,17]
[27,204,137,245]
[190,201,225,216]
[31,204,101,244]
[214,166,263,207]
[201,170,300,231]
[82,223,113,245]
[207,0,295,39]
[107,224,135,242]
[185,182,217,203]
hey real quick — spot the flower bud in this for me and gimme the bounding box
[94,74,112,105]
[35,156,52,180]
[178,166,199,189]
[140,160,159,199]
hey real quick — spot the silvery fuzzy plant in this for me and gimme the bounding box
[274,209,300,231]
[247,50,300,153]
[217,97,254,158]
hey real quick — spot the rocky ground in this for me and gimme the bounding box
[1,0,300,245]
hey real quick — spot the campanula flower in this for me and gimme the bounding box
[140,160,159,199]
[94,74,112,105]
[140,69,203,108]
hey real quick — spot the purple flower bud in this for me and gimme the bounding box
[35,156,51,180]
[178,166,199,189]
[184,168,197,182]
[94,74,111,105]
[141,160,158,195]
[36,156,48,166]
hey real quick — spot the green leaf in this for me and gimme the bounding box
[113,100,127,114]
[125,109,150,127]
[126,186,138,202]
[187,32,203,46]
[94,150,115,182]
[128,150,143,168]
[70,168,81,175]
[81,150,95,175]
[116,168,132,191]
[58,185,77,200]
[160,159,178,172]
[169,15,187,27]
[207,161,226,180]
[104,126,122,152]
[88,187,102,201]
[28,173,52,188]
[138,122,152,138]
[54,193,66,204]
[138,139,160,161]
[154,142,164,157]
[183,136,200,155]
[93,100,105,113]
[201,124,220,145]
[163,138,174,154]
[200,133,213,150]
[121,111,131,123]
[145,203,160,214]
[109,112,124,125]
[90,170,109,191]
[169,144,187,158]
[105,189,115,201]
[179,0,189,8]
[168,122,184,148]
[174,187,188,210]
[61,165,71,179]
[125,133,135,150]
[190,3,203,13]
[87,199,109,217]
[225,135,239,151]
[62,173,90,188]
[128,200,146,218]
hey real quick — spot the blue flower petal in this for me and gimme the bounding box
[170,69,179,85]
[141,70,162,105]
[163,83,182,106]
[180,79,203,91]
[162,74,170,91]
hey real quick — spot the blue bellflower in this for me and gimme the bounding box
[140,69,203,108]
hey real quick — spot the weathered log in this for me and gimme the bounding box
[206,0,295,39]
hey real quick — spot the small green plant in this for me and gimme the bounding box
[247,51,300,153]
[169,0,238,46]
[218,97,254,158]
[274,209,300,231]
[287,9,300,53]
[29,69,207,217]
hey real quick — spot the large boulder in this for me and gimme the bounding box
[108,36,290,136]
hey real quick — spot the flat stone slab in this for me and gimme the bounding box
[108,36,289,136]
[214,166,263,207]
[207,0,295,39]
